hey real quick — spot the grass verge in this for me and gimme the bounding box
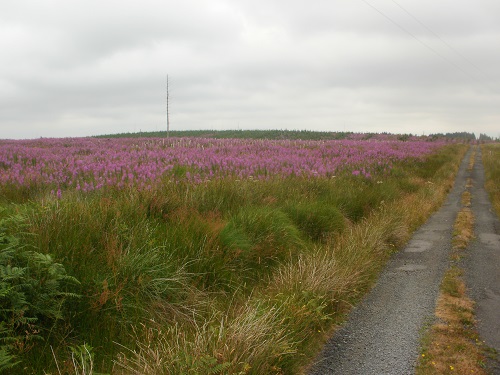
[482,143,500,216]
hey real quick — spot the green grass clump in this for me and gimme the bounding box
[284,202,345,242]
[220,207,303,269]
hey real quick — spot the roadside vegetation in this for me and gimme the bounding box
[482,143,500,216]
[0,135,467,374]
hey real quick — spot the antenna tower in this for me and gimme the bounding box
[166,75,170,138]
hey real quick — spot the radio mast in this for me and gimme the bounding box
[166,75,170,138]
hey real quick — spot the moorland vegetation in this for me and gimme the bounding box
[0,131,470,374]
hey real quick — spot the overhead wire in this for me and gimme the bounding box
[359,0,490,88]
[389,0,493,83]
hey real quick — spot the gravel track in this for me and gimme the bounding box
[464,147,500,374]
[308,149,474,375]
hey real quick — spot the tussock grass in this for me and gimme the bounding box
[114,197,420,374]
[220,206,304,270]
[0,144,468,374]
[482,143,500,216]
[283,202,345,242]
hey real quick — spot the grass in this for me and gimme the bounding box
[418,268,487,375]
[0,143,468,374]
[452,207,474,250]
[481,142,500,369]
[482,143,500,216]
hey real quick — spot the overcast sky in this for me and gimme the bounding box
[1,0,499,139]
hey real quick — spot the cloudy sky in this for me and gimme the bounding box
[1,0,499,139]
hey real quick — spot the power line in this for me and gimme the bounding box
[389,0,492,82]
[360,0,484,85]
[166,75,170,138]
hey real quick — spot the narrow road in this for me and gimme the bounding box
[308,147,500,374]
[464,147,500,374]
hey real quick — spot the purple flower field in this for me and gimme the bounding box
[0,137,447,193]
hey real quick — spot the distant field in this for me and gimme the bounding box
[96,129,394,140]
[94,129,477,142]
[1,136,445,197]
[0,135,467,374]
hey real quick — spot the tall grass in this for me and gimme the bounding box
[482,143,500,216]
[0,143,467,374]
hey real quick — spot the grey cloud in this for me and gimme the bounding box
[1,0,500,139]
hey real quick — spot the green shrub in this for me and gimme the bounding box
[0,210,80,372]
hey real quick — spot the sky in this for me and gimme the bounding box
[1,0,499,139]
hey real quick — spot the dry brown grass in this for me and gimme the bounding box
[453,207,474,250]
[465,178,473,189]
[461,190,471,207]
[482,143,500,218]
[468,146,477,171]
[418,269,487,375]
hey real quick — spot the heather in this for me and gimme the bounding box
[0,136,466,374]
[1,137,444,198]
